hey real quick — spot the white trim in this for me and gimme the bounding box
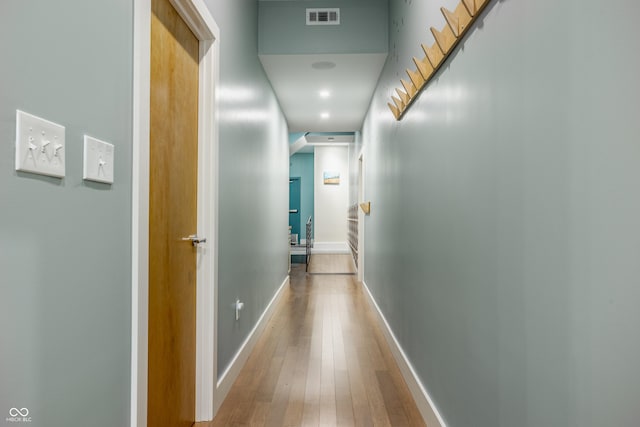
[169,0,217,40]
[214,276,290,413]
[361,280,447,427]
[357,149,365,282]
[291,247,307,256]
[311,241,350,254]
[131,1,150,426]
[289,133,307,156]
[132,0,220,424]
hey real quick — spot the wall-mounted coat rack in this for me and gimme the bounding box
[388,0,492,120]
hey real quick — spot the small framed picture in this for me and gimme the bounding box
[323,171,340,185]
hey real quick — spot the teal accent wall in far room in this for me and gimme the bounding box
[289,132,306,144]
[289,152,314,241]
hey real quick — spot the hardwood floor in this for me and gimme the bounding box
[199,255,426,427]
[307,253,357,275]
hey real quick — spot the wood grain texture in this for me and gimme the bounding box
[406,68,426,92]
[308,253,356,274]
[148,0,199,425]
[199,255,426,427]
[430,24,457,55]
[413,56,434,81]
[422,43,444,69]
[392,95,406,111]
[401,78,417,98]
[396,88,411,106]
[441,3,472,37]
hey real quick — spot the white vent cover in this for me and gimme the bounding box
[306,8,340,25]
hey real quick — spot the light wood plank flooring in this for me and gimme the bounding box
[307,253,357,275]
[199,255,426,427]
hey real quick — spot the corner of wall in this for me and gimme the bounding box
[360,280,447,427]
[214,276,290,413]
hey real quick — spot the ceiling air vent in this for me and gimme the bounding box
[306,8,340,26]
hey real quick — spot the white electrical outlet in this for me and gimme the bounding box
[15,110,66,178]
[83,135,114,184]
[235,299,245,321]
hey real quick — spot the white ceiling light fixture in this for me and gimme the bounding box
[311,61,336,70]
[320,112,330,119]
[319,89,331,99]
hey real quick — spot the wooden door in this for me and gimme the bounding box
[148,0,199,425]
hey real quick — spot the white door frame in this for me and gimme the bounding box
[131,0,220,425]
[357,149,365,282]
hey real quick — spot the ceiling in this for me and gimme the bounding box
[259,52,388,133]
[290,132,355,154]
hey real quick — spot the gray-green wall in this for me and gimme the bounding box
[349,131,363,206]
[0,1,132,426]
[205,0,290,376]
[258,0,388,54]
[1,0,290,423]
[361,0,640,426]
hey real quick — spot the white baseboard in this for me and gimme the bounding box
[213,275,289,413]
[311,241,349,254]
[361,281,447,427]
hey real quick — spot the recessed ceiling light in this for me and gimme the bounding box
[319,89,331,99]
[320,112,330,119]
[311,61,336,70]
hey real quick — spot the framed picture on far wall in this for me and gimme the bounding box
[323,170,340,185]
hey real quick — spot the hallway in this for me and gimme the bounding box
[202,255,425,427]
[4,1,640,426]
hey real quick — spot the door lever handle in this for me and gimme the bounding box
[182,234,207,247]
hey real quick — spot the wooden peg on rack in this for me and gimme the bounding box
[387,102,401,120]
[441,7,461,37]
[396,87,410,105]
[406,68,425,91]
[401,78,417,98]
[413,56,434,81]
[430,24,457,55]
[461,0,476,17]
[392,95,405,111]
[469,0,490,14]
[441,3,472,38]
[387,0,493,120]
[422,42,444,69]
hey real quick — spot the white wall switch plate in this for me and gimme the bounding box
[83,135,114,184]
[15,110,66,178]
